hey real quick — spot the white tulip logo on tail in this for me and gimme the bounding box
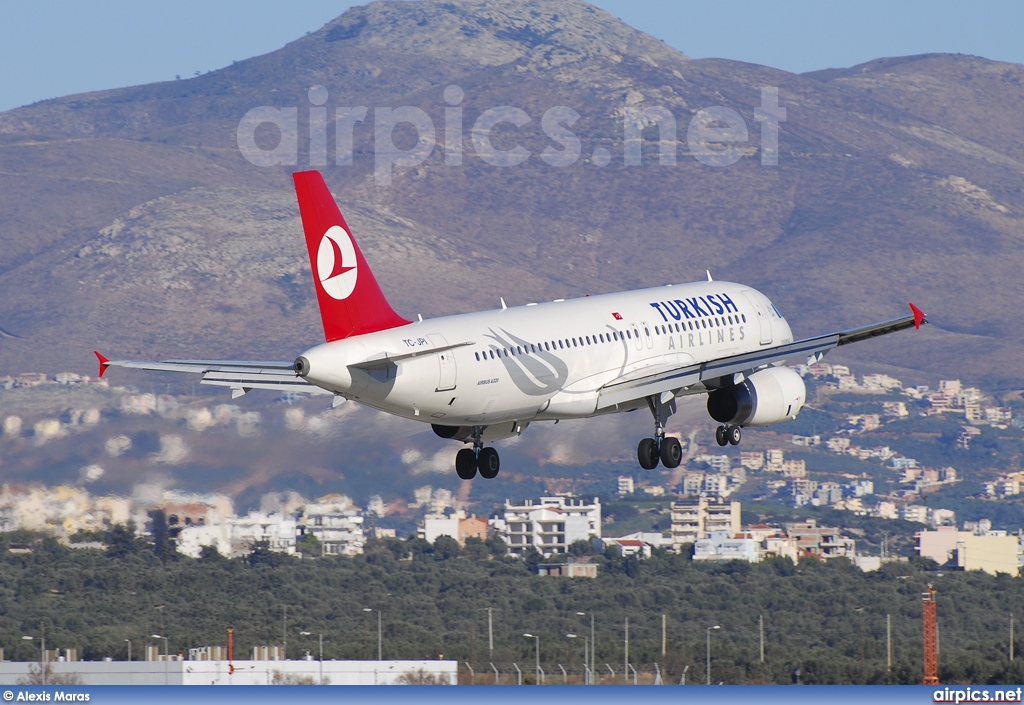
[317,225,358,300]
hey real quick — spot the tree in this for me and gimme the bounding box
[462,536,489,560]
[568,539,592,556]
[485,535,508,558]
[297,533,321,557]
[433,536,461,560]
[522,546,544,573]
[148,509,179,561]
[247,539,292,567]
[199,545,226,562]
[105,522,142,558]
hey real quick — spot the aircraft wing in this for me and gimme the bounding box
[94,353,329,397]
[597,304,925,410]
[347,341,475,371]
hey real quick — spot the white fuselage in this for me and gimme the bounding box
[298,281,794,427]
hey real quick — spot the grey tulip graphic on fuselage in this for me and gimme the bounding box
[484,328,569,396]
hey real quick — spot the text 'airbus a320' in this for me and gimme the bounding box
[96,170,927,480]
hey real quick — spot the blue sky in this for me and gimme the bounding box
[1,0,1021,113]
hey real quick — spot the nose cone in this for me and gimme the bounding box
[295,341,356,392]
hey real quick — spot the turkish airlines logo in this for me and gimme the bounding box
[316,225,358,300]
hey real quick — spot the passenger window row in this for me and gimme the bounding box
[474,329,625,361]
[471,313,748,362]
[651,313,747,336]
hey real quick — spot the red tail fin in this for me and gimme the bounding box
[293,171,410,341]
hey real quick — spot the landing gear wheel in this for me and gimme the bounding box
[660,437,682,468]
[728,425,742,446]
[637,438,660,470]
[715,425,728,447]
[478,447,500,479]
[455,448,478,480]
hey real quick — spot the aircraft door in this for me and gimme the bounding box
[629,323,643,351]
[428,334,457,391]
[742,291,773,345]
[641,321,655,349]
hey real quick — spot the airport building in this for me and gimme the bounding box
[0,658,457,686]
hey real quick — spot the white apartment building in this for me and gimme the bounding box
[703,474,730,498]
[693,531,760,563]
[901,505,929,524]
[740,451,764,471]
[299,500,365,557]
[500,497,601,556]
[228,511,299,558]
[670,497,741,550]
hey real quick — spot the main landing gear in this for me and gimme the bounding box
[636,394,683,470]
[455,427,500,480]
[715,425,742,447]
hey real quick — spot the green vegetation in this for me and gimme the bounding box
[1,530,1022,685]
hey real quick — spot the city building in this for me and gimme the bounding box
[420,512,489,546]
[537,559,598,578]
[693,531,760,563]
[500,497,601,556]
[670,497,740,550]
[901,505,929,524]
[791,435,821,447]
[617,476,635,496]
[601,537,652,559]
[784,519,856,560]
[227,511,298,558]
[0,659,457,685]
[739,451,764,471]
[298,496,365,557]
[917,526,1021,576]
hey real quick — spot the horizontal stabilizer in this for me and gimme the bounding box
[96,358,329,396]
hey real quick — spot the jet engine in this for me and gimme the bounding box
[706,367,806,427]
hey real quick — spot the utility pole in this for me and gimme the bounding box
[1011,614,1015,661]
[759,615,765,662]
[659,614,667,659]
[590,613,595,685]
[623,617,629,684]
[886,614,892,672]
[282,605,287,659]
[856,607,865,682]
[478,607,497,660]
[487,608,494,658]
[576,611,595,684]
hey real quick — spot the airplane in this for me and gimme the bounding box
[95,170,927,480]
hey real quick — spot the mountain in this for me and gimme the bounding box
[1,0,1023,388]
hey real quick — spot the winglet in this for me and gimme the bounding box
[94,351,110,378]
[909,303,926,330]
